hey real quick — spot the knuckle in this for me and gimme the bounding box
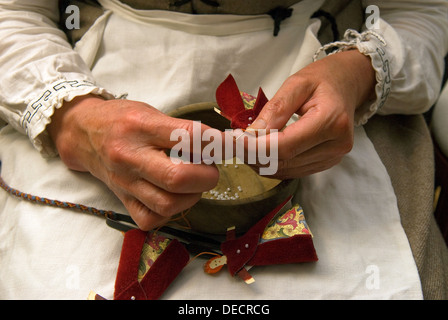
[285,73,313,95]
[136,219,154,232]
[332,114,354,155]
[162,164,185,192]
[340,138,354,154]
[121,108,144,131]
[179,120,195,135]
[284,73,303,87]
[264,97,286,115]
[126,200,160,231]
[166,118,195,137]
[104,141,128,166]
[153,194,177,217]
[333,113,351,135]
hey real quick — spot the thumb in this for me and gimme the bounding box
[162,116,228,164]
[248,77,311,131]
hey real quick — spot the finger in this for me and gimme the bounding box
[248,75,314,131]
[244,138,342,177]
[251,138,352,171]
[276,102,353,160]
[238,103,347,174]
[270,157,342,180]
[116,180,203,231]
[145,114,228,160]
[128,177,203,217]
[122,196,170,231]
[235,130,278,175]
[137,149,220,194]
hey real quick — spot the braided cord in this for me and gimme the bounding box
[0,174,118,220]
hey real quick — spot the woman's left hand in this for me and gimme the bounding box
[248,50,376,179]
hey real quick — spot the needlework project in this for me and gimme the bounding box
[0,74,319,299]
[203,197,318,284]
[215,74,268,129]
[138,233,172,282]
[261,203,312,243]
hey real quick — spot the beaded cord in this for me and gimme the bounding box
[0,174,118,220]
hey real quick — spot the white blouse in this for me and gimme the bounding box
[0,0,440,299]
[0,0,447,157]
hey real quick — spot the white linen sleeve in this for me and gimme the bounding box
[315,0,448,126]
[0,0,115,157]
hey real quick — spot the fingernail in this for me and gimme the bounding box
[249,119,267,129]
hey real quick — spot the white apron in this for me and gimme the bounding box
[0,0,422,299]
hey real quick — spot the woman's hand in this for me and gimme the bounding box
[248,50,376,179]
[48,95,220,230]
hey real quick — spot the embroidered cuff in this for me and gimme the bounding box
[313,29,391,126]
[21,79,116,157]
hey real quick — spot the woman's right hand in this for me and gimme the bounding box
[47,95,220,231]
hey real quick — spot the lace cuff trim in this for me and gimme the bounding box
[313,29,391,126]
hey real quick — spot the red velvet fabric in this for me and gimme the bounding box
[221,233,260,276]
[113,198,318,297]
[246,197,293,236]
[216,74,245,122]
[216,74,268,129]
[252,87,268,114]
[248,235,318,266]
[114,229,190,300]
[220,197,318,276]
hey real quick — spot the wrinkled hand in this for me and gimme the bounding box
[248,50,376,178]
[48,96,220,231]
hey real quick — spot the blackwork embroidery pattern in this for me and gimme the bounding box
[21,79,95,133]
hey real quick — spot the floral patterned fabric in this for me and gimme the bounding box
[261,204,312,243]
[138,233,172,282]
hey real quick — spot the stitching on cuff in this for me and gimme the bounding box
[20,79,96,134]
[313,29,391,125]
[369,46,391,113]
[313,29,386,61]
[21,79,116,157]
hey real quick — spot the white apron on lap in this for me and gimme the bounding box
[0,0,422,299]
